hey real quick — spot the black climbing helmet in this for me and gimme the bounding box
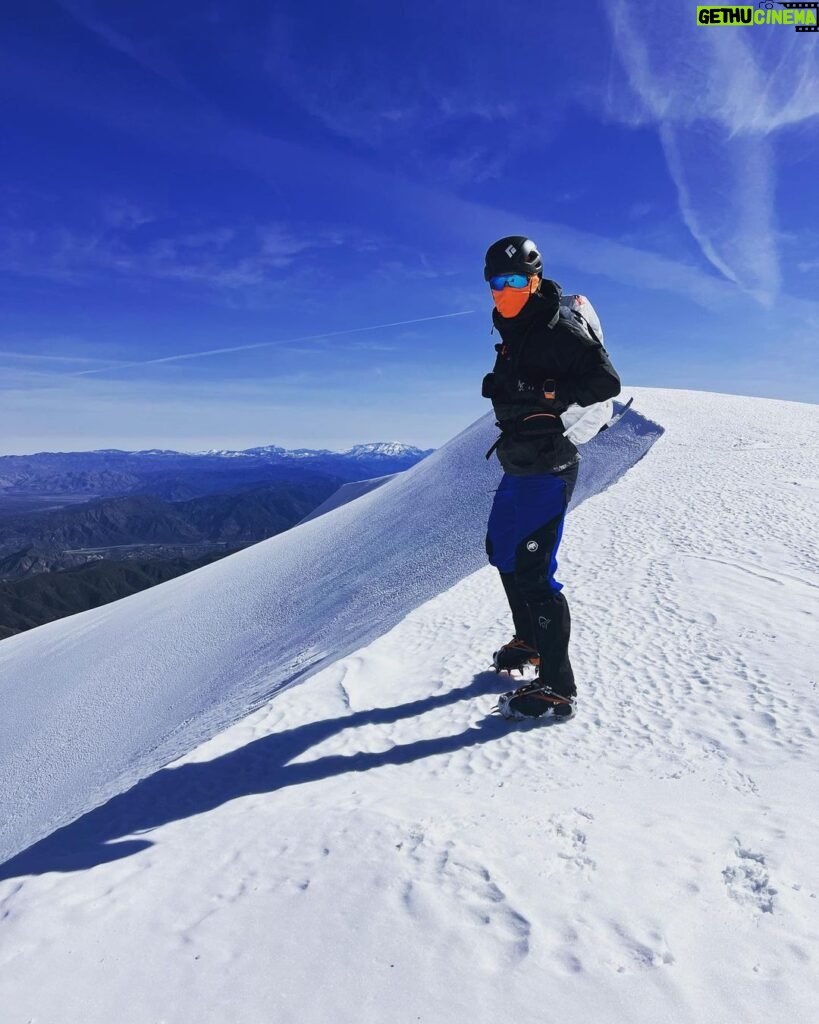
[484,236,543,282]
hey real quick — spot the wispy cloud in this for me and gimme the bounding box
[0,352,482,453]
[0,350,124,365]
[215,118,743,311]
[603,0,819,304]
[55,0,194,95]
[6,15,814,319]
[263,13,528,187]
[0,212,351,295]
[100,198,156,230]
[71,310,475,376]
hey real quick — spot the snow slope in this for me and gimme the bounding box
[0,388,816,1024]
[0,399,658,865]
[297,472,398,524]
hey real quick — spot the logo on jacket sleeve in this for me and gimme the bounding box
[526,540,539,552]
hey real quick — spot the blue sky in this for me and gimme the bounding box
[1,0,817,454]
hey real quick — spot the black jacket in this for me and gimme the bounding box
[484,280,621,476]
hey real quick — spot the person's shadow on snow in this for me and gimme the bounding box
[0,672,556,881]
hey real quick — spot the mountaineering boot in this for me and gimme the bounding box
[493,592,577,720]
[495,683,576,721]
[492,636,540,675]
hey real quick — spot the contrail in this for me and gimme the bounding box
[72,310,476,377]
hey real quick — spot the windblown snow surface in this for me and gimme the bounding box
[0,398,657,864]
[1,388,818,1024]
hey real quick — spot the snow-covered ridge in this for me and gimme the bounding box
[298,473,398,524]
[2,388,818,1024]
[0,398,659,865]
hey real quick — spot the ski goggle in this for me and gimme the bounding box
[488,273,530,290]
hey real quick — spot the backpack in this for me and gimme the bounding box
[557,294,614,445]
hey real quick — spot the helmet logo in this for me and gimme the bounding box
[505,244,517,258]
[526,540,538,552]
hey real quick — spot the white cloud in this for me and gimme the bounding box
[262,13,528,187]
[0,351,122,365]
[100,198,156,230]
[603,0,819,304]
[71,310,474,376]
[55,0,194,95]
[0,215,354,295]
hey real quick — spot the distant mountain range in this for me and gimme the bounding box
[0,442,432,639]
[0,442,433,501]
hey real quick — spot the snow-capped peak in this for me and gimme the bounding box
[343,442,428,459]
[188,442,428,461]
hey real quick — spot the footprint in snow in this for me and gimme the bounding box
[722,841,777,914]
[397,829,531,968]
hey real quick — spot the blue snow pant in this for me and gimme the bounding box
[485,465,578,696]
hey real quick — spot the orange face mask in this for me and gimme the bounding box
[491,275,540,318]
